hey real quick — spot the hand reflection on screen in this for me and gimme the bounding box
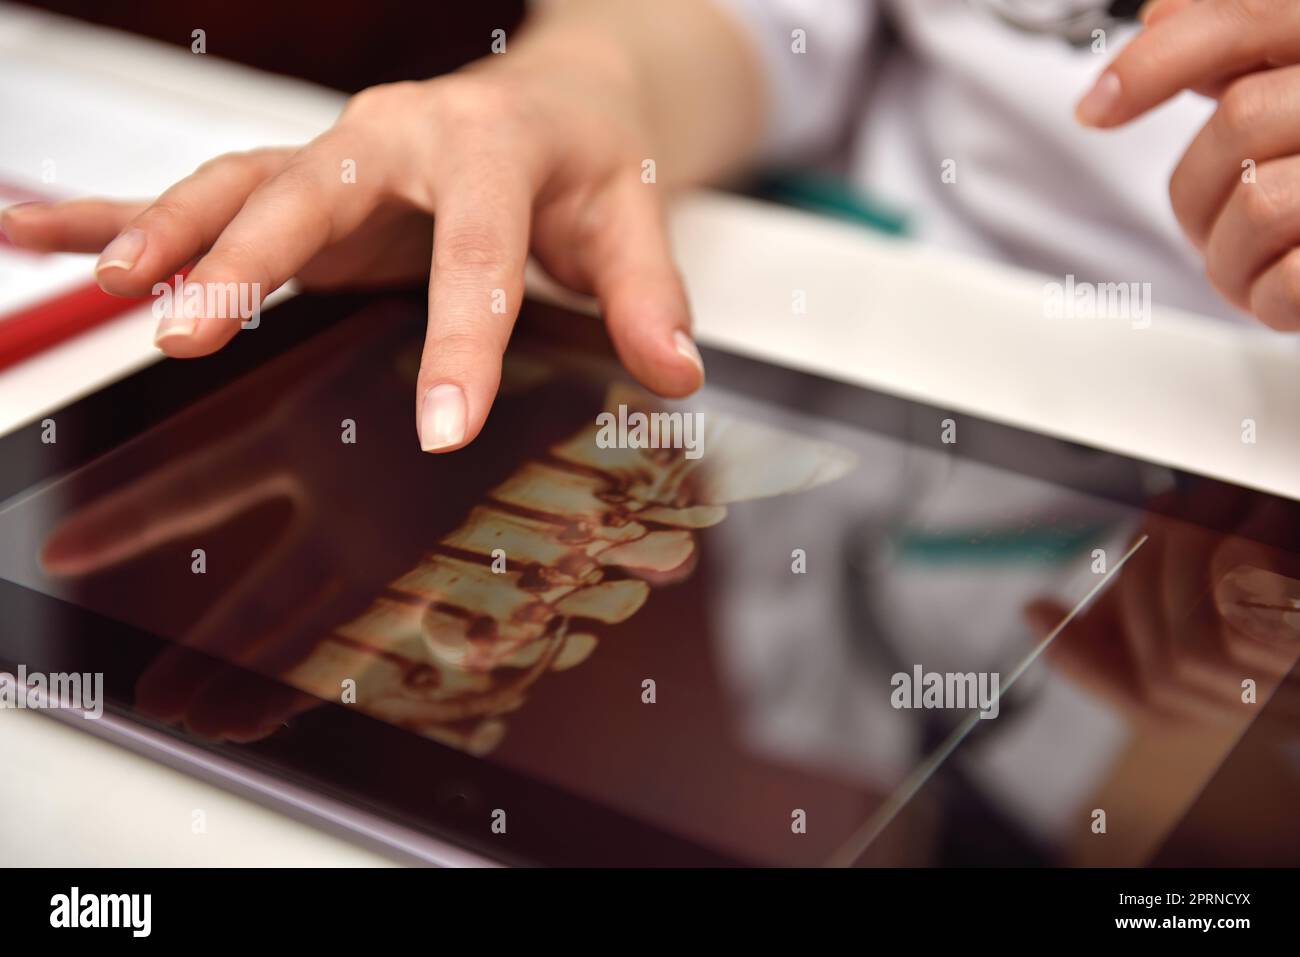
[1026,490,1300,727]
[1023,489,1300,863]
[39,425,333,741]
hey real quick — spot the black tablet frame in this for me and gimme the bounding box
[2,288,1297,867]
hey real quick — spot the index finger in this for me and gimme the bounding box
[1077,0,1300,128]
[416,159,532,453]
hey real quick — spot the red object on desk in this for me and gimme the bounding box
[0,281,148,373]
[0,181,150,371]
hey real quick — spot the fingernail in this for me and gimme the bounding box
[1,201,45,219]
[1076,71,1121,127]
[1216,564,1300,638]
[419,383,467,451]
[0,202,45,240]
[673,329,705,379]
[1219,565,1300,606]
[95,227,146,275]
[154,312,196,347]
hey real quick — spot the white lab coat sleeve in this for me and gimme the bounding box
[711,0,880,163]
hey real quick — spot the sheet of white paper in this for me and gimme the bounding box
[0,46,320,315]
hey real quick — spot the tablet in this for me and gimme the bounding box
[2,291,1298,867]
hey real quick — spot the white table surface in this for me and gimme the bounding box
[4,4,1300,866]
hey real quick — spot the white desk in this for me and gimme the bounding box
[3,4,1299,866]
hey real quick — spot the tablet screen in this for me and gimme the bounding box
[2,294,1298,866]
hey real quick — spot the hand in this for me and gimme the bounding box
[1,49,704,453]
[1076,0,1300,328]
